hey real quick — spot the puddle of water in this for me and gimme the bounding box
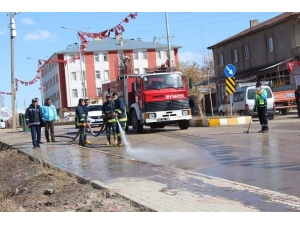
[117,121,131,150]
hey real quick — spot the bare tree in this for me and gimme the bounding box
[178,61,206,117]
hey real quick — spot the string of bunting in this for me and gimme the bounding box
[0,12,138,95]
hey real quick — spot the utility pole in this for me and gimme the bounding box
[10,12,18,130]
[165,12,173,67]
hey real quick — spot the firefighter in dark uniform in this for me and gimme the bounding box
[102,94,117,146]
[83,98,91,144]
[253,81,269,133]
[112,92,127,147]
[75,98,87,146]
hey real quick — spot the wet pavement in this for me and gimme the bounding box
[1,118,300,211]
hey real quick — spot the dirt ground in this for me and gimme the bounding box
[0,148,149,212]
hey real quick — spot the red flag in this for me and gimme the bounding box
[123,18,129,23]
[114,27,119,35]
[287,62,294,73]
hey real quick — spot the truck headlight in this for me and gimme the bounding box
[148,113,156,119]
[182,110,189,116]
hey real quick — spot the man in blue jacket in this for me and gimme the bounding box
[42,98,58,142]
[25,98,45,149]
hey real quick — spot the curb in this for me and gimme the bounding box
[190,116,251,127]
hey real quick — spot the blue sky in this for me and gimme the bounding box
[0,1,292,109]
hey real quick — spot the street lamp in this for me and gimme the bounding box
[165,12,173,67]
[61,26,90,99]
[10,12,20,130]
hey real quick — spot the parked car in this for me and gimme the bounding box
[0,119,5,129]
[231,82,275,120]
[87,104,103,127]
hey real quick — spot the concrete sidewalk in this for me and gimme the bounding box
[1,128,300,212]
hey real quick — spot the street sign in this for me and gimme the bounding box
[226,77,236,95]
[224,64,236,78]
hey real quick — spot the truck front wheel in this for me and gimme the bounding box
[178,120,189,130]
[131,110,143,133]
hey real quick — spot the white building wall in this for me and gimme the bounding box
[64,54,85,107]
[42,60,60,109]
[94,52,109,91]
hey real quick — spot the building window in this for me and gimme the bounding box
[94,54,99,62]
[71,72,77,81]
[134,68,139,74]
[95,71,100,79]
[97,88,102,96]
[72,89,78,98]
[156,51,161,59]
[134,52,139,60]
[142,51,147,60]
[56,91,60,101]
[104,70,109,80]
[267,37,273,52]
[103,53,108,61]
[243,45,249,60]
[56,74,58,83]
[218,54,224,66]
[232,49,238,62]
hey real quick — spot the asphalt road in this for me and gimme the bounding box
[55,113,300,198]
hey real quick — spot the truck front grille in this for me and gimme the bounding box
[144,100,189,112]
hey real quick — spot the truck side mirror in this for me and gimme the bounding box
[133,82,137,92]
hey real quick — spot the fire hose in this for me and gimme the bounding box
[55,120,107,143]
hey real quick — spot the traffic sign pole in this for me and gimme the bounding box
[224,64,236,117]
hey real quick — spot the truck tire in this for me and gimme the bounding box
[178,120,189,130]
[131,110,143,133]
[281,108,288,115]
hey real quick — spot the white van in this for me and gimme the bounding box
[87,104,103,127]
[0,119,5,129]
[231,82,275,120]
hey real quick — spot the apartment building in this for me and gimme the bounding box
[41,34,181,115]
[207,12,300,105]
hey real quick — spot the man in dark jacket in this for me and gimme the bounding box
[102,94,117,146]
[83,99,90,144]
[112,92,127,147]
[75,98,87,146]
[295,85,300,118]
[25,98,45,149]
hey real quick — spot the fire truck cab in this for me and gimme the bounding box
[102,67,192,133]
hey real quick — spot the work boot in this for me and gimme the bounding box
[113,134,118,146]
[106,134,111,146]
[118,136,123,147]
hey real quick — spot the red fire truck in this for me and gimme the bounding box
[102,67,192,133]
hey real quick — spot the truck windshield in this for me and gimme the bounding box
[143,73,184,90]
